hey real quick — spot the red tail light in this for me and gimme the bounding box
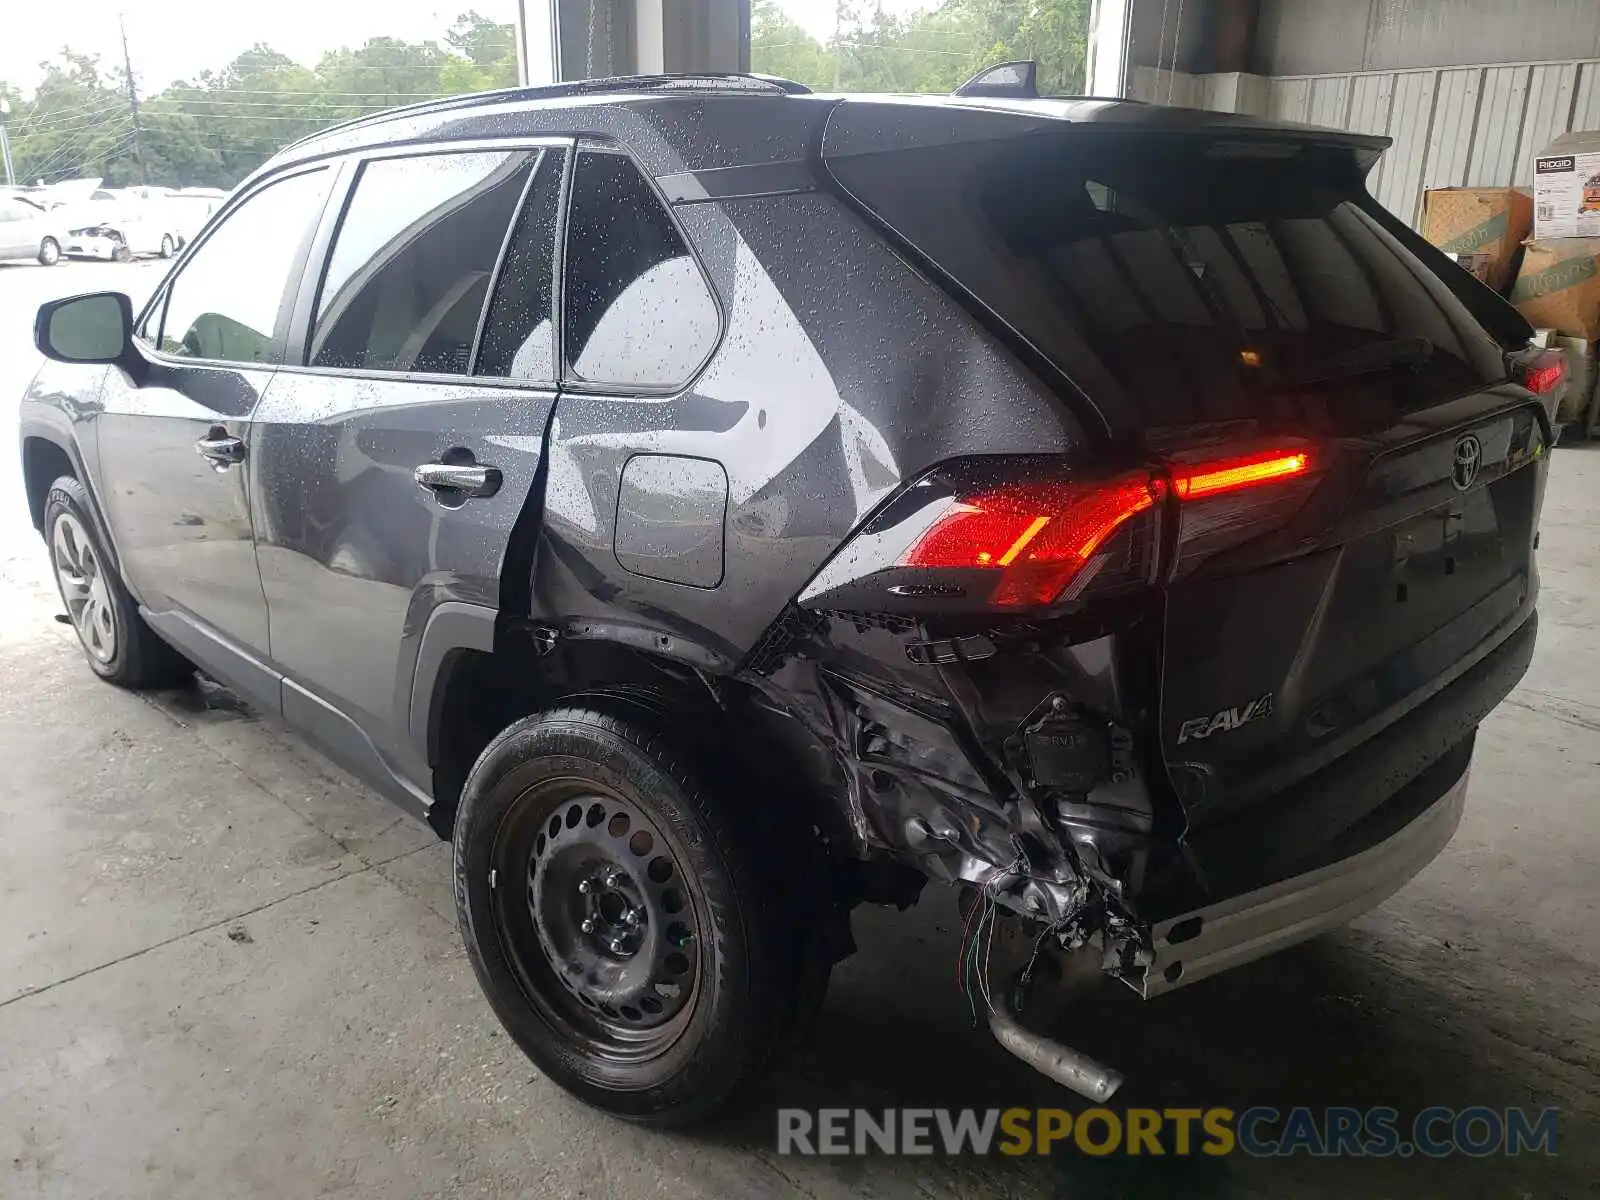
[799,447,1323,614]
[1521,363,1564,394]
[1508,345,1566,405]
[1171,449,1311,499]
[900,473,1166,606]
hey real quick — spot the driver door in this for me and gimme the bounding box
[95,165,339,709]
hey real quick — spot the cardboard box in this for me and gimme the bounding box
[1510,238,1600,342]
[1532,130,1600,240]
[1420,187,1532,292]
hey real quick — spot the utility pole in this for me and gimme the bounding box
[0,98,16,187]
[832,0,845,91]
[118,13,147,184]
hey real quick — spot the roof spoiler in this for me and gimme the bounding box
[954,60,1038,99]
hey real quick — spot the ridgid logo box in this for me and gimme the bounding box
[1532,130,1600,240]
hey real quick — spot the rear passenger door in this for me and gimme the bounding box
[249,142,567,789]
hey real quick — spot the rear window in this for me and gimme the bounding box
[828,131,1512,434]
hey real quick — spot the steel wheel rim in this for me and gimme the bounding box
[52,512,116,664]
[490,776,702,1069]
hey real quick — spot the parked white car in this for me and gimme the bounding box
[59,191,183,262]
[0,195,68,265]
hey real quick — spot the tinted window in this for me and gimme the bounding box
[159,168,332,364]
[831,131,1509,432]
[563,150,719,389]
[310,150,535,375]
[475,150,564,383]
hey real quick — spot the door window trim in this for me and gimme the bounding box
[275,136,575,388]
[133,161,343,371]
[556,139,727,399]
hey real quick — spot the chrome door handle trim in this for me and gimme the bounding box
[414,461,502,499]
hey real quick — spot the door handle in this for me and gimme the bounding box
[196,429,245,469]
[414,461,502,500]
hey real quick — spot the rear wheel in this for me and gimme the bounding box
[453,698,817,1125]
[44,476,191,688]
[38,237,60,266]
[112,241,133,264]
[159,234,175,258]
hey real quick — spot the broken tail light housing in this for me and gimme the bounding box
[899,472,1168,606]
[798,445,1323,615]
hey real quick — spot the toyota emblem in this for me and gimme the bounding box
[1451,433,1483,492]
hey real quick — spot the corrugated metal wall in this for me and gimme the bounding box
[1266,59,1600,224]
[1255,0,1600,78]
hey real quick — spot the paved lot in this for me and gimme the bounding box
[0,258,1596,1198]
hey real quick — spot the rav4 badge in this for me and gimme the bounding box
[1177,694,1275,744]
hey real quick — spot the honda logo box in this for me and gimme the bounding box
[1533,130,1600,240]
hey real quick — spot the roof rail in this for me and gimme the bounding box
[954,60,1038,99]
[282,72,810,154]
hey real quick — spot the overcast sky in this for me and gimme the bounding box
[0,1,929,94]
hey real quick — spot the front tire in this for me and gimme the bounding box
[44,476,191,688]
[453,698,810,1125]
[38,237,61,266]
[159,234,175,258]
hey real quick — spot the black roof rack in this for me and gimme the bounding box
[285,72,810,153]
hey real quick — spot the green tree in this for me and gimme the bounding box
[750,0,833,89]
[0,6,1087,189]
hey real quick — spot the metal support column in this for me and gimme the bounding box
[517,0,748,83]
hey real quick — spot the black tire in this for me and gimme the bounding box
[112,242,133,263]
[43,475,192,689]
[454,696,817,1125]
[159,234,175,258]
[38,237,60,266]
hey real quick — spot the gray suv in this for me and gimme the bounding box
[20,70,1556,1124]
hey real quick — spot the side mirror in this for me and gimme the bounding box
[35,292,134,366]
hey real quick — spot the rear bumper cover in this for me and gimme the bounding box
[1137,759,1468,997]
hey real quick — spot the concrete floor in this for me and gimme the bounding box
[0,259,1596,1198]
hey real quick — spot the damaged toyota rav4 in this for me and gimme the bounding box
[21,67,1557,1124]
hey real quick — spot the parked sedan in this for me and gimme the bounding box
[0,195,67,265]
[59,195,181,262]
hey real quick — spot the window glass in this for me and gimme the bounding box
[310,150,535,375]
[159,168,332,364]
[475,150,564,383]
[829,131,1509,430]
[563,150,719,389]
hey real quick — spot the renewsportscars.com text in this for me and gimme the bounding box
[776,1106,1559,1158]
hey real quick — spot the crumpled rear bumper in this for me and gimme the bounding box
[1137,760,1469,997]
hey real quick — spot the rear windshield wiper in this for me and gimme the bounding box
[1269,337,1434,392]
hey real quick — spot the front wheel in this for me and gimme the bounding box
[112,241,133,263]
[159,234,175,258]
[453,699,813,1125]
[38,237,60,266]
[44,476,192,688]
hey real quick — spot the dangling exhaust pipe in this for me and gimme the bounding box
[987,976,1125,1102]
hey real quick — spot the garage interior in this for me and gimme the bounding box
[3,0,1599,1195]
